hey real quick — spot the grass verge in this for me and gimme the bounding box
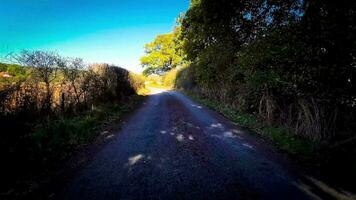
[184,91,319,162]
[184,92,356,193]
[1,95,147,199]
[33,95,147,163]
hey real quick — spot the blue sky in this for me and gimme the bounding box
[0,0,189,73]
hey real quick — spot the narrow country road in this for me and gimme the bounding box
[58,90,313,200]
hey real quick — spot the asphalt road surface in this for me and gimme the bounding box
[57,90,313,200]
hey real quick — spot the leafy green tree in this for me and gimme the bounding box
[177,0,356,139]
[140,30,183,75]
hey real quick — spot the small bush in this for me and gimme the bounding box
[162,68,178,88]
[129,72,145,92]
[175,66,196,90]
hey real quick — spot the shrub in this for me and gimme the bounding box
[0,51,146,189]
[162,68,178,88]
[129,72,145,92]
[175,66,196,90]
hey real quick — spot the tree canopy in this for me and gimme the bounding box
[175,0,356,140]
[140,29,183,75]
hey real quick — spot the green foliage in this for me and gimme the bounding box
[162,68,178,88]
[175,66,196,90]
[0,63,27,74]
[0,62,31,83]
[177,0,356,141]
[33,95,145,161]
[129,72,145,92]
[237,26,305,94]
[141,29,183,75]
